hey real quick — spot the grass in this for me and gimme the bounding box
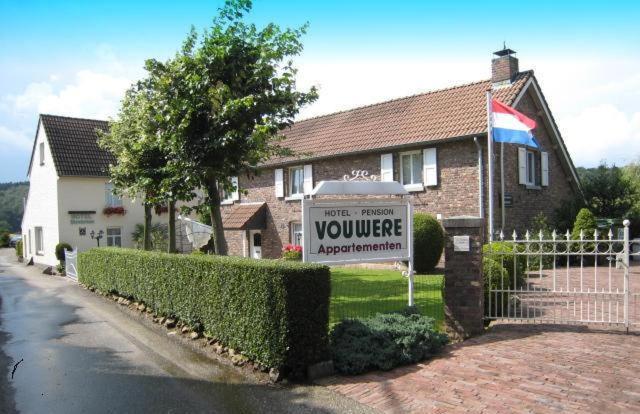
[329,267,444,327]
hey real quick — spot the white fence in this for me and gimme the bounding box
[485,220,640,330]
[64,247,78,281]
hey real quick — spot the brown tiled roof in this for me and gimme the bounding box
[222,203,267,230]
[268,71,533,165]
[38,114,113,177]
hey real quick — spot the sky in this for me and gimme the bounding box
[1,0,639,183]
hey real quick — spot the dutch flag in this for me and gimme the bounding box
[491,99,539,148]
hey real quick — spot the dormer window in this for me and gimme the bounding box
[39,142,45,165]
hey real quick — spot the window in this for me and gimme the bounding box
[39,142,45,165]
[290,222,303,246]
[526,150,536,186]
[400,151,423,189]
[106,227,122,247]
[35,227,43,255]
[105,183,123,207]
[220,177,239,205]
[289,166,304,197]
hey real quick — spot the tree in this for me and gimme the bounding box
[578,163,634,219]
[145,0,318,254]
[99,82,194,251]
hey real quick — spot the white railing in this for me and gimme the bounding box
[64,247,78,281]
[485,220,639,330]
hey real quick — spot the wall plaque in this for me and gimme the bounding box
[453,235,470,252]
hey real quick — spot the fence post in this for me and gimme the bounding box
[623,219,630,332]
[442,216,485,340]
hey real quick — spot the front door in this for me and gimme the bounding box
[250,231,262,259]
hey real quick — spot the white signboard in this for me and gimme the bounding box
[303,200,410,265]
[453,235,470,252]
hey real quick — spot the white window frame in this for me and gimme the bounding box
[399,150,424,192]
[220,176,239,205]
[34,226,43,255]
[39,142,45,165]
[287,166,305,199]
[526,150,536,186]
[106,227,122,247]
[105,183,123,207]
[290,222,303,246]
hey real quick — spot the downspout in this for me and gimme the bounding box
[473,137,484,219]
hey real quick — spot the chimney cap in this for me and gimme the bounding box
[494,47,517,57]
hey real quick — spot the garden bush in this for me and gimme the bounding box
[79,248,331,375]
[483,242,527,318]
[572,208,597,240]
[55,242,72,262]
[413,213,444,273]
[330,308,448,375]
[15,239,23,258]
[482,242,525,285]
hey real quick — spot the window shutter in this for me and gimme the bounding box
[518,147,527,185]
[423,148,438,186]
[541,152,549,187]
[380,153,393,182]
[274,169,284,198]
[303,164,313,194]
[231,176,240,200]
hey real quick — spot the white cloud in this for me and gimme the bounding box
[0,125,32,150]
[296,57,486,119]
[562,104,640,167]
[5,70,131,120]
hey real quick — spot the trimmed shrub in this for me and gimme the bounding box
[330,309,448,375]
[572,208,597,240]
[413,213,444,273]
[15,239,23,258]
[55,242,72,262]
[79,248,330,374]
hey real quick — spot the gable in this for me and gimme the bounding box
[35,114,113,177]
[513,78,582,196]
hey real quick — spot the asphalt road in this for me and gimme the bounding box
[0,248,372,414]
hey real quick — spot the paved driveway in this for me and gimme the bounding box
[321,324,640,413]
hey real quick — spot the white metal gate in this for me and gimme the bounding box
[64,247,78,281]
[485,220,640,330]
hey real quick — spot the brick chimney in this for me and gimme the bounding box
[491,47,519,85]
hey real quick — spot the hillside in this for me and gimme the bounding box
[0,182,29,232]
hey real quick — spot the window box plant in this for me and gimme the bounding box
[103,206,127,216]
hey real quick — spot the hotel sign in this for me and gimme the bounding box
[69,211,95,225]
[302,200,411,265]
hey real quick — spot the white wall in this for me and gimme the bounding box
[21,123,60,267]
[57,177,165,253]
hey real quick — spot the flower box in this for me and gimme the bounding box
[103,206,127,216]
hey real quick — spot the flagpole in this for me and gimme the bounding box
[486,90,494,242]
[500,141,505,232]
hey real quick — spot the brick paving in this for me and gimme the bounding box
[321,324,640,413]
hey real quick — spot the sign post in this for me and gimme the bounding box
[302,179,414,306]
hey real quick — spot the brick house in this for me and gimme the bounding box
[220,48,582,259]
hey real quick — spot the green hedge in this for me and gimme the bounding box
[79,248,331,374]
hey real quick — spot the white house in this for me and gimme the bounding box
[21,114,169,267]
